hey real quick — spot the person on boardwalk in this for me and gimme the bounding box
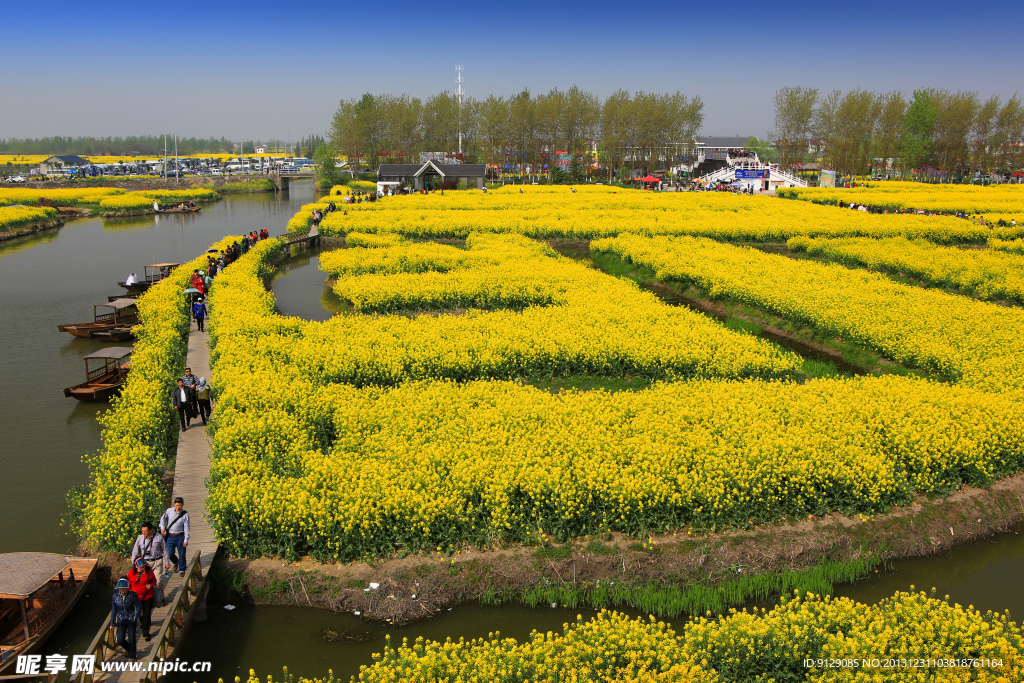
[196,377,213,425]
[127,559,157,642]
[160,497,190,577]
[182,368,199,417]
[173,378,191,432]
[110,578,141,660]
[130,522,167,605]
[192,297,207,332]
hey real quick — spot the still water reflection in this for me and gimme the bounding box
[0,182,315,665]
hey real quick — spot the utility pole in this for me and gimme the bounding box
[456,64,464,156]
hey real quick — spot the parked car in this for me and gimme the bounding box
[5,175,26,183]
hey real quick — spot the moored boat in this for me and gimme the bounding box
[154,206,201,214]
[57,299,139,338]
[0,553,98,675]
[63,347,132,401]
[118,262,180,294]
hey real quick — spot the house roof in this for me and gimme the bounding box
[378,162,487,178]
[45,155,90,165]
[696,137,750,149]
[377,164,423,177]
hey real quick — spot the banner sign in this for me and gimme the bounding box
[819,169,836,188]
[735,169,769,179]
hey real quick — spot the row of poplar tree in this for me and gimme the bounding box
[329,88,704,175]
[772,87,1024,177]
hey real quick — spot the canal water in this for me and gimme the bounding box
[0,181,316,667]
[5,194,1024,680]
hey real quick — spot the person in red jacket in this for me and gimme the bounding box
[127,558,158,641]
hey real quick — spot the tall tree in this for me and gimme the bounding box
[901,89,939,173]
[772,86,819,168]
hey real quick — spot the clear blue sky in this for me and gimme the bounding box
[1,0,1019,141]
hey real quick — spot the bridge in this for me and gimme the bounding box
[267,171,316,191]
[77,331,219,683]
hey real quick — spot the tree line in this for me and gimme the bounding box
[329,87,704,175]
[772,86,1024,177]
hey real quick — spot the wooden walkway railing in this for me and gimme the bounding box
[77,553,204,683]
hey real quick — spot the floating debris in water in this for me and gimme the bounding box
[321,627,372,643]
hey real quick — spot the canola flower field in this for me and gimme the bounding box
[291,185,1024,244]
[991,238,1024,255]
[0,186,219,213]
[73,185,1024,678]
[196,187,1024,560]
[787,235,1024,302]
[0,205,59,232]
[242,592,1023,682]
[778,181,1024,222]
[593,234,1024,393]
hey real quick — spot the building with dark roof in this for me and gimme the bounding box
[39,155,91,176]
[377,160,487,191]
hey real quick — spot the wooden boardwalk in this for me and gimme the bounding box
[80,327,219,682]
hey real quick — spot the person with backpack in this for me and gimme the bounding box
[160,497,190,577]
[192,297,207,332]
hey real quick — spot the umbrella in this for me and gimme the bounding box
[183,287,200,294]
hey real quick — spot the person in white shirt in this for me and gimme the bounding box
[159,497,190,577]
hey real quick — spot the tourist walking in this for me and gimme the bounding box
[160,497,190,577]
[182,368,199,416]
[192,297,207,332]
[173,378,191,432]
[129,521,167,606]
[196,377,213,425]
[127,559,157,642]
[109,578,141,661]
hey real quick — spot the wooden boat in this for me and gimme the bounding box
[118,262,180,295]
[63,347,132,401]
[57,299,139,339]
[0,553,98,675]
[154,205,201,214]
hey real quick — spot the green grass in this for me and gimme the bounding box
[802,358,855,380]
[480,556,881,618]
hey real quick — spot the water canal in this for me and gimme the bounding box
[5,193,1024,679]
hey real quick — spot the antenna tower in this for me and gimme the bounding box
[456,64,464,155]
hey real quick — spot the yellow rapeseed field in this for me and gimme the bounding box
[788,235,1024,302]
[240,591,1023,682]
[200,220,1024,560]
[779,180,1024,223]
[297,187,1024,243]
[0,205,58,231]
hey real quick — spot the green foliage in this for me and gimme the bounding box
[314,143,341,190]
[901,89,938,170]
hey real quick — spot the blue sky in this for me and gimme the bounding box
[1,0,1020,141]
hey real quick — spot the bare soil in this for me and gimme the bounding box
[212,475,1024,624]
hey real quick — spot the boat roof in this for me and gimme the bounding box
[146,263,180,268]
[97,298,138,310]
[0,553,74,599]
[82,347,134,360]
